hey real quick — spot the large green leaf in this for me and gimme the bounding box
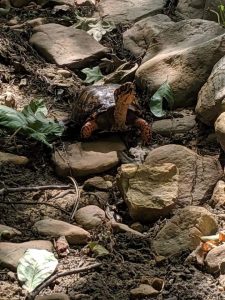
[17,249,58,292]
[0,100,64,147]
[82,66,104,84]
[149,81,175,117]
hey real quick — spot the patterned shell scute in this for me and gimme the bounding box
[72,84,120,124]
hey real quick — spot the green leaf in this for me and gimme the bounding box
[88,242,109,257]
[17,249,58,292]
[82,66,104,84]
[149,81,174,117]
[0,100,64,147]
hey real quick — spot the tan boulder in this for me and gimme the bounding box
[215,112,225,151]
[117,163,179,222]
[145,144,223,205]
[153,206,218,257]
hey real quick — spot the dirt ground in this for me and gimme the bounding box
[1,4,225,300]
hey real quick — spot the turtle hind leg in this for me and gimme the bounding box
[113,82,136,130]
[135,118,152,145]
[81,120,98,139]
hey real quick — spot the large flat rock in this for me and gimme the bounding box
[96,0,164,24]
[135,19,225,107]
[30,23,108,69]
[52,136,126,177]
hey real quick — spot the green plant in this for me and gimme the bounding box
[0,99,64,147]
[209,3,225,26]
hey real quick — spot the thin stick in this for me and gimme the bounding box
[26,263,101,300]
[68,176,80,220]
[0,184,71,196]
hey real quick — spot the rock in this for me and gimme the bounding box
[130,222,144,233]
[117,163,179,222]
[52,136,126,177]
[35,293,70,300]
[177,0,206,19]
[196,56,225,125]
[27,17,46,27]
[215,112,225,152]
[205,244,225,274]
[153,206,218,257]
[81,191,110,209]
[145,144,223,205]
[110,221,144,237]
[57,69,71,78]
[33,218,90,244]
[95,0,164,24]
[211,180,225,207]
[10,0,30,7]
[83,176,111,191]
[152,114,197,137]
[75,205,105,229]
[0,151,29,165]
[30,23,108,69]
[123,14,173,58]
[135,19,225,107]
[130,284,159,299]
[0,225,21,239]
[75,0,94,6]
[0,240,53,271]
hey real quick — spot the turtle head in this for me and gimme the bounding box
[113,82,137,130]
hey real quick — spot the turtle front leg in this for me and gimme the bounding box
[81,120,98,139]
[135,118,152,145]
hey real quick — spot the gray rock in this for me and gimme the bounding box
[145,144,223,205]
[196,56,225,125]
[33,219,90,244]
[0,151,29,165]
[215,112,225,151]
[75,205,106,229]
[136,19,225,107]
[153,206,218,257]
[0,225,21,239]
[95,0,164,24]
[52,136,126,177]
[205,244,225,274]
[0,240,53,271]
[177,0,206,19]
[30,23,108,69]
[123,14,173,58]
[152,114,197,137]
[117,163,179,222]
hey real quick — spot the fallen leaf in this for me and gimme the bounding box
[17,249,58,292]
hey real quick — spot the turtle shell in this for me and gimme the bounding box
[71,84,141,127]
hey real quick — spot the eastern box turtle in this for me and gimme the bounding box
[71,82,151,144]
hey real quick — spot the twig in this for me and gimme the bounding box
[26,262,101,300]
[0,184,71,196]
[0,201,70,215]
[68,176,80,220]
